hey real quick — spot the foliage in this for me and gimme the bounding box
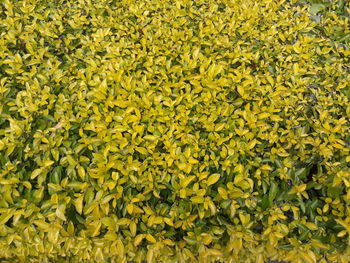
[0,0,349,262]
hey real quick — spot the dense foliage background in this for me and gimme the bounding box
[0,0,349,262]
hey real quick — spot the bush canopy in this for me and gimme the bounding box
[0,0,349,262]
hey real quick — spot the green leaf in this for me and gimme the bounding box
[310,4,326,14]
[268,181,278,206]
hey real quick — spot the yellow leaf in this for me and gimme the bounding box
[147,248,154,263]
[246,139,258,150]
[51,149,59,162]
[293,63,299,74]
[118,218,130,225]
[67,155,77,167]
[30,169,42,180]
[188,157,198,164]
[56,205,66,221]
[305,222,318,231]
[337,230,347,237]
[48,227,59,244]
[130,221,137,236]
[0,212,14,225]
[207,248,222,256]
[67,221,74,235]
[43,160,54,167]
[134,234,145,246]
[146,233,156,243]
[116,239,124,255]
[23,181,32,189]
[207,173,220,186]
[135,147,148,155]
[193,47,200,59]
[191,196,204,203]
[301,251,316,263]
[163,239,175,246]
[127,204,134,214]
[237,86,244,97]
[164,217,174,226]
[260,165,272,171]
[6,144,15,156]
[114,100,129,108]
[75,195,84,214]
[258,112,270,119]
[179,189,187,198]
[144,135,158,141]
[218,187,228,199]
[266,75,274,86]
[77,165,85,179]
[181,176,195,188]
[215,123,226,131]
[33,220,50,230]
[298,184,307,192]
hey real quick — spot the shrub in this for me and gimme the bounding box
[0,0,349,262]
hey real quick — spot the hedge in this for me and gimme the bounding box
[0,0,349,262]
